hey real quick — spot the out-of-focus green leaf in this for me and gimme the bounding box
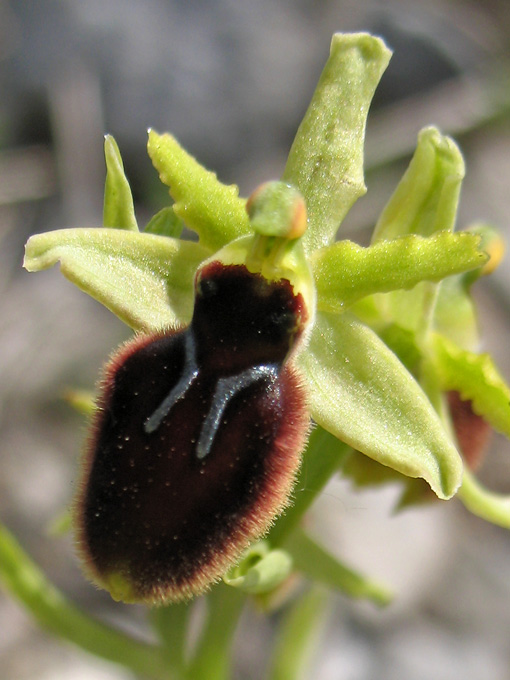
[46,510,72,537]
[23,228,210,331]
[312,232,486,313]
[223,541,292,595]
[282,33,391,254]
[144,206,184,238]
[147,129,250,251]
[284,529,392,605]
[0,523,170,679]
[103,135,138,231]
[297,311,463,499]
[433,333,510,437]
[62,388,96,416]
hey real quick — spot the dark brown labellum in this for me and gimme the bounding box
[74,263,310,604]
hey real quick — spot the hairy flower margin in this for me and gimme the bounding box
[20,32,510,607]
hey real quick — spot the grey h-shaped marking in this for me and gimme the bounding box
[195,364,278,459]
[144,331,278,459]
[144,332,199,435]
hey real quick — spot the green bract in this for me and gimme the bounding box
[22,32,510,592]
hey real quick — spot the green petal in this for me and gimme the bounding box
[23,228,210,331]
[297,312,463,499]
[372,127,465,242]
[147,129,250,250]
[433,274,480,350]
[458,467,510,529]
[144,206,184,238]
[282,33,391,254]
[103,135,138,231]
[223,541,293,595]
[312,232,487,313]
[433,333,510,437]
[284,529,392,605]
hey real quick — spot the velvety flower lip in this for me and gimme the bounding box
[22,33,510,605]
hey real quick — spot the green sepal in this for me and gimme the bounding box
[23,228,210,331]
[223,541,293,595]
[433,333,510,437]
[312,232,487,313]
[297,311,463,499]
[147,129,250,251]
[282,33,391,254]
[284,528,392,605]
[144,206,184,238]
[458,467,510,529]
[103,135,138,231]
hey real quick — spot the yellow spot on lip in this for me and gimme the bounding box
[104,571,138,603]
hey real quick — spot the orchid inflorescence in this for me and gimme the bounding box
[20,33,510,613]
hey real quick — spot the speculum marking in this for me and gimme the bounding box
[195,364,279,460]
[144,325,279,460]
[144,332,198,435]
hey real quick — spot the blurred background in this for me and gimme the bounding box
[1,0,510,678]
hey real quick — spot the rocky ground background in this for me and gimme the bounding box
[1,1,510,678]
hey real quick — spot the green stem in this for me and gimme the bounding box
[458,468,510,529]
[152,600,193,676]
[0,522,171,679]
[268,427,352,545]
[186,584,245,680]
[265,587,329,680]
